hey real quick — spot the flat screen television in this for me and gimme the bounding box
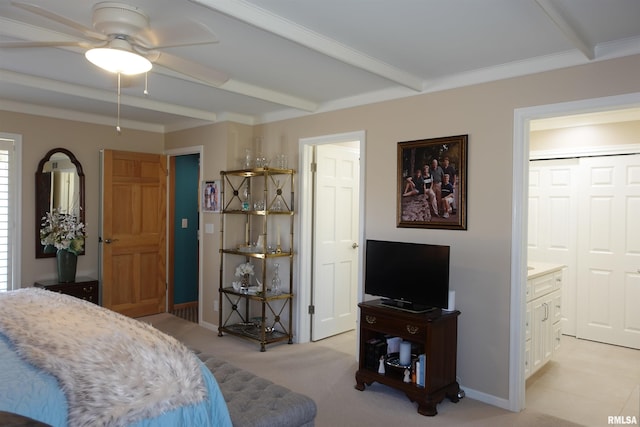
[364,239,450,312]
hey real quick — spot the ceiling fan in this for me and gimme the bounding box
[0,1,229,86]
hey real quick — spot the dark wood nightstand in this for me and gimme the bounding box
[34,276,99,304]
[355,300,460,416]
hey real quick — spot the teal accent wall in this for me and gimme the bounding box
[173,154,199,304]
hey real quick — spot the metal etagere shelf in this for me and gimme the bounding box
[218,167,295,351]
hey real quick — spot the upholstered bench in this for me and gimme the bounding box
[197,353,317,427]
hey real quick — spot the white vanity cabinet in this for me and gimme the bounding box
[525,263,564,379]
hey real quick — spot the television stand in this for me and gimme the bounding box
[380,299,436,314]
[355,300,461,416]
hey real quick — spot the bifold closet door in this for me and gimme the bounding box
[576,154,640,349]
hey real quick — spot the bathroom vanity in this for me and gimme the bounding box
[525,262,565,378]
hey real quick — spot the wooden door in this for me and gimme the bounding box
[312,143,360,340]
[101,150,167,317]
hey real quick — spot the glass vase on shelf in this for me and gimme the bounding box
[243,148,253,169]
[241,184,250,211]
[271,263,281,295]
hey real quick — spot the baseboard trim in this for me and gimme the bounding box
[459,385,513,412]
[199,319,218,332]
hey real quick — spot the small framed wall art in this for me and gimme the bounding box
[202,180,221,213]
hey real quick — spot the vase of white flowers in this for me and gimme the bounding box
[235,261,254,287]
[40,208,86,283]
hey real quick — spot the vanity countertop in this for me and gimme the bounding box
[527,261,565,279]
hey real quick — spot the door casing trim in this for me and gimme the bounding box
[165,146,204,322]
[510,92,640,412]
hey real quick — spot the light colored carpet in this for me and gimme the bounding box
[140,313,584,427]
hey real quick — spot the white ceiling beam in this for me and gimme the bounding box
[0,98,166,132]
[220,79,317,111]
[189,0,425,91]
[535,0,595,60]
[0,69,218,121]
[156,67,318,111]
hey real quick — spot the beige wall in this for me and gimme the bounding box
[531,120,640,151]
[235,54,640,400]
[0,111,164,287]
[3,53,639,404]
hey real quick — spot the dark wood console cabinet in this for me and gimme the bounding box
[34,277,99,304]
[355,300,460,416]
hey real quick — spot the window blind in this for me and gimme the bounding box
[0,140,14,292]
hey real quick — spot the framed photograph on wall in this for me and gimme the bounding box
[397,134,467,230]
[202,180,221,213]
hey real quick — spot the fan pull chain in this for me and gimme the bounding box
[116,72,122,135]
[144,72,149,96]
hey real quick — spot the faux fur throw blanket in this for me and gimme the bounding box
[0,288,206,427]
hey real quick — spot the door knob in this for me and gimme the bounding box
[103,238,118,244]
[352,243,359,249]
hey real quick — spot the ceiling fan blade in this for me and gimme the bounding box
[0,40,90,49]
[151,51,229,87]
[133,20,219,50]
[143,39,220,50]
[11,1,108,42]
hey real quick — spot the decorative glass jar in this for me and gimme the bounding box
[271,263,281,295]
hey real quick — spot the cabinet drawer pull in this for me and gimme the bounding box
[83,286,93,293]
[406,324,419,334]
[365,315,376,324]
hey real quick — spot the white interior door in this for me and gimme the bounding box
[528,159,579,335]
[311,143,360,340]
[576,154,640,349]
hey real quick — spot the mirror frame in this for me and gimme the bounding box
[35,148,85,258]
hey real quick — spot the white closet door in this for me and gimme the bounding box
[528,159,579,335]
[576,154,640,349]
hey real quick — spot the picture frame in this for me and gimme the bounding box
[397,134,467,230]
[202,180,221,213]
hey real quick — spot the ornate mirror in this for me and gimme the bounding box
[35,148,85,258]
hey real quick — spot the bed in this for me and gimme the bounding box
[0,288,232,427]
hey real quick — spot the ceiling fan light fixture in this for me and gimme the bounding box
[85,46,152,75]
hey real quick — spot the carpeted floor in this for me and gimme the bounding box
[141,313,585,427]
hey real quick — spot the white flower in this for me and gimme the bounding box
[40,208,86,255]
[235,262,254,277]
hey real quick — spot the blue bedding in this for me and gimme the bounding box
[0,333,232,427]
